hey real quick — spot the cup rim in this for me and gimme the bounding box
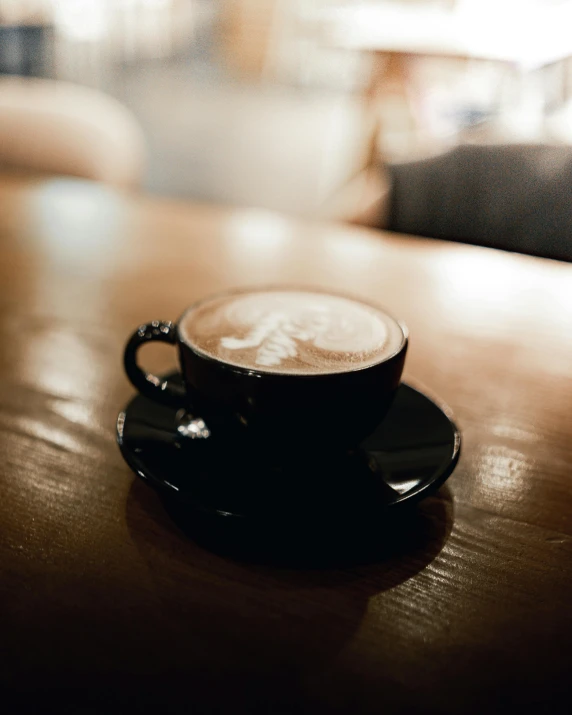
[175,284,408,380]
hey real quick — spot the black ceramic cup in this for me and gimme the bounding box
[123,288,408,454]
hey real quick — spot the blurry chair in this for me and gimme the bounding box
[0,76,146,188]
[330,143,572,262]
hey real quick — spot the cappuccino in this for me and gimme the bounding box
[179,288,404,375]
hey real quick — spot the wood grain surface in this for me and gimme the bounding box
[1,174,571,713]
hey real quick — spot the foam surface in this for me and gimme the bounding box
[180,289,404,375]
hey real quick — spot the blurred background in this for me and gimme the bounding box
[2,0,572,216]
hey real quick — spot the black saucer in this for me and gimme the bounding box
[117,373,461,527]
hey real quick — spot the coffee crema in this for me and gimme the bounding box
[179,289,404,375]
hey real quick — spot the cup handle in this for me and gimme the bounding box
[123,321,186,406]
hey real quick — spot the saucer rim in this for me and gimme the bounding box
[116,377,461,517]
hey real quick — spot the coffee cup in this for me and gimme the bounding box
[123,287,408,452]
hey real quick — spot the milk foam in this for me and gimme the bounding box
[180,290,403,375]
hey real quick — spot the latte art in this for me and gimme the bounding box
[219,294,386,367]
[180,289,404,375]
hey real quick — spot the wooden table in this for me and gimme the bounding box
[1,174,571,713]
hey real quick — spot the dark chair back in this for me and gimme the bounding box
[388,144,572,262]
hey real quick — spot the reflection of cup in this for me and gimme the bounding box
[123,287,408,452]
